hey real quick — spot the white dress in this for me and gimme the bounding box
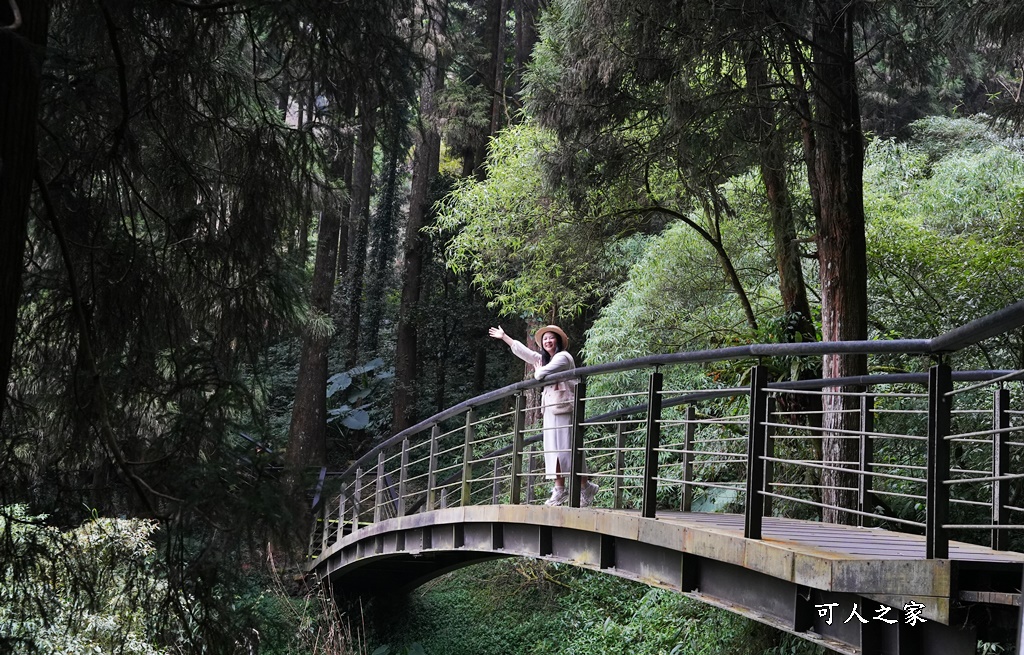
[509,341,578,479]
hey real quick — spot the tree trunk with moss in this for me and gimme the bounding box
[285,131,351,490]
[343,93,379,369]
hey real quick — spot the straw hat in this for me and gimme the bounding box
[534,325,569,349]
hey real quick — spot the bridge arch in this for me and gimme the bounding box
[319,504,1015,655]
[310,301,1024,655]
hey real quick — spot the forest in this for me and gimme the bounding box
[2,0,1024,653]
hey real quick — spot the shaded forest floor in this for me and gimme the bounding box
[358,559,829,655]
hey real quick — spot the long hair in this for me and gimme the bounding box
[539,332,564,366]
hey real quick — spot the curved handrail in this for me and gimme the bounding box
[345,296,1024,480]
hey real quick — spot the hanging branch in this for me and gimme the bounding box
[2,0,21,30]
[34,168,184,517]
[97,0,131,159]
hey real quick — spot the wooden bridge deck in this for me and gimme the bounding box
[654,510,1024,564]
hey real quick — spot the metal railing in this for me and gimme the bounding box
[309,301,1024,562]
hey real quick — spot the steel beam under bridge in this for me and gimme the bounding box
[312,506,1024,655]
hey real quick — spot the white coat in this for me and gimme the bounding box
[509,341,579,479]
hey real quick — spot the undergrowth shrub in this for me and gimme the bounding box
[365,559,826,655]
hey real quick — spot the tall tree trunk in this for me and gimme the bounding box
[333,99,356,293]
[746,44,815,343]
[393,0,446,433]
[809,0,869,525]
[511,0,543,111]
[285,146,348,488]
[433,275,452,413]
[0,2,49,421]
[460,0,503,178]
[344,93,379,369]
[489,0,509,140]
[363,110,404,355]
[746,40,824,508]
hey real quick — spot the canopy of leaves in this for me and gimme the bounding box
[585,115,1024,374]
[1,505,167,654]
[865,116,1024,367]
[3,0,418,651]
[434,122,639,318]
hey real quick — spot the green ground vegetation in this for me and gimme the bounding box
[366,559,826,655]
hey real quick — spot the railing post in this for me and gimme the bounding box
[374,451,386,523]
[320,497,331,554]
[527,449,537,504]
[926,363,952,559]
[762,396,776,519]
[681,406,696,512]
[642,371,663,518]
[398,439,410,517]
[338,484,348,537]
[993,386,1010,550]
[858,393,875,527]
[614,423,626,510]
[462,409,476,507]
[427,425,439,511]
[744,364,769,539]
[306,517,318,562]
[511,393,525,505]
[352,468,363,531]
[492,459,501,503]
[569,377,587,508]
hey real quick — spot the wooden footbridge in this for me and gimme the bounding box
[308,302,1024,655]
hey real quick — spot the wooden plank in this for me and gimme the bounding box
[653,512,1024,565]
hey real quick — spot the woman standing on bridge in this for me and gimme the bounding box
[488,324,598,507]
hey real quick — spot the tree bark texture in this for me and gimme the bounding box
[745,43,815,343]
[808,0,869,525]
[285,177,344,481]
[343,93,379,369]
[332,97,356,290]
[511,0,543,109]
[488,0,509,140]
[0,1,49,421]
[393,0,446,433]
[363,111,404,355]
[458,0,503,179]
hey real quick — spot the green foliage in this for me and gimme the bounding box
[0,505,371,655]
[368,559,563,655]
[582,220,767,366]
[579,172,795,410]
[582,115,1024,376]
[864,116,1024,367]
[327,358,394,432]
[252,578,370,655]
[434,122,640,319]
[1,505,166,654]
